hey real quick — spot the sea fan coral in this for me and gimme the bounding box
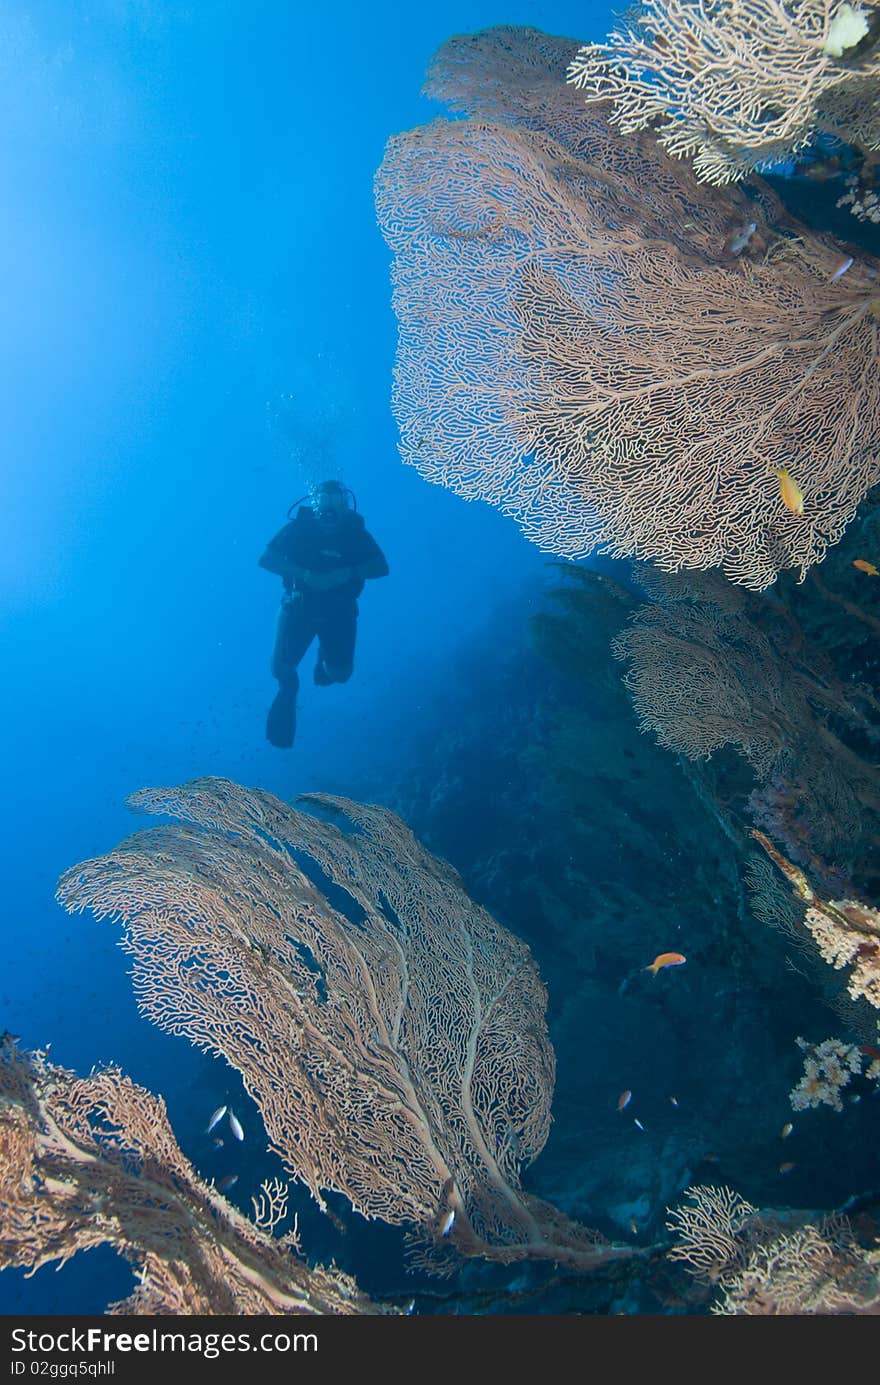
[376,26,880,589]
[668,1183,880,1312]
[0,1038,374,1315]
[57,777,633,1274]
[566,0,880,184]
[666,1185,758,1282]
[611,571,880,863]
[716,1222,880,1313]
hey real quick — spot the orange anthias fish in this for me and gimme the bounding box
[617,1089,632,1112]
[644,952,687,976]
[854,559,880,576]
[773,468,804,515]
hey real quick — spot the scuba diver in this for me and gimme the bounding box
[259,479,389,748]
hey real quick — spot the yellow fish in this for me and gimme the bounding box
[854,559,880,576]
[773,468,804,515]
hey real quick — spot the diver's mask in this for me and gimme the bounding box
[287,481,357,522]
[310,481,353,523]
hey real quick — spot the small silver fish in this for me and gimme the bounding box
[439,1208,455,1236]
[669,1096,679,1108]
[218,1174,239,1192]
[830,255,854,283]
[724,221,757,256]
[212,1137,224,1150]
[633,1118,645,1131]
[206,1105,227,1133]
[228,1110,244,1141]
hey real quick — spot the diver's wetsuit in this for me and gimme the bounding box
[259,505,389,748]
